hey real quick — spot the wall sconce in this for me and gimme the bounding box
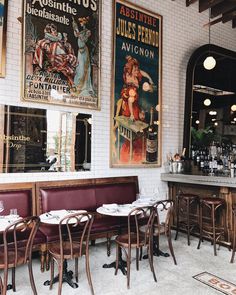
[203,9,216,70]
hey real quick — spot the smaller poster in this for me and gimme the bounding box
[111,0,162,167]
[22,0,100,109]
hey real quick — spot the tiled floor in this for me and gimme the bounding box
[4,233,236,295]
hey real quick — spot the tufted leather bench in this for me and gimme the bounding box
[36,176,139,271]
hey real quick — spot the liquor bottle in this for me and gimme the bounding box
[146,107,157,163]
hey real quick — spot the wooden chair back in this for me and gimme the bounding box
[1,216,40,295]
[58,212,94,259]
[153,200,174,234]
[127,206,155,247]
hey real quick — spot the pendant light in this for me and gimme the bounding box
[203,9,216,70]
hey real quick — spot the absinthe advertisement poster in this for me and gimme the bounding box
[111,0,162,167]
[23,0,100,109]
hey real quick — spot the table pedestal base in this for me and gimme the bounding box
[44,261,78,289]
[143,237,170,259]
[103,258,127,275]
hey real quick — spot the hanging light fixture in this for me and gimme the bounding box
[203,9,216,70]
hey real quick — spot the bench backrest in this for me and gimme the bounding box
[36,176,139,214]
[0,183,35,217]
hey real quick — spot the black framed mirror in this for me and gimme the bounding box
[0,105,92,172]
[183,44,236,159]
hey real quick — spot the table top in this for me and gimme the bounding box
[97,204,144,217]
[40,209,88,225]
[0,215,22,232]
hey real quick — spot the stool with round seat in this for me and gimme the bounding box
[197,197,226,256]
[175,193,200,245]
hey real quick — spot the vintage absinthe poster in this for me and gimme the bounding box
[23,0,100,109]
[111,0,162,167]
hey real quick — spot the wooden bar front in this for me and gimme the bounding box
[161,173,236,246]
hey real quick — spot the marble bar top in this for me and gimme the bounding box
[161,173,236,188]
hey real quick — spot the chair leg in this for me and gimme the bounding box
[167,230,177,265]
[46,251,50,271]
[127,247,131,289]
[139,247,143,261]
[12,267,16,292]
[85,254,95,295]
[136,248,139,271]
[212,207,217,256]
[115,244,119,275]
[40,244,47,272]
[175,197,179,241]
[197,205,202,250]
[50,258,54,290]
[107,237,111,257]
[75,257,78,283]
[148,238,157,282]
[27,258,37,295]
[0,275,3,294]
[58,260,63,295]
[230,212,236,263]
[3,266,8,295]
[186,200,191,246]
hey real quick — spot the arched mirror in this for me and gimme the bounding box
[183,44,236,170]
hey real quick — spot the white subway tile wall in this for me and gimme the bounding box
[0,0,235,197]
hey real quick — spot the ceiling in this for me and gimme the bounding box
[186,0,236,28]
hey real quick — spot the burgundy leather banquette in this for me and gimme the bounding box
[36,176,139,270]
[0,183,46,250]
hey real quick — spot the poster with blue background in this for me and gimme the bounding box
[111,0,162,167]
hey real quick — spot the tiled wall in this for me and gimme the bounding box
[0,0,235,196]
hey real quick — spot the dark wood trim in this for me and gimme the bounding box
[199,0,224,13]
[211,1,236,18]
[186,0,198,7]
[183,44,236,158]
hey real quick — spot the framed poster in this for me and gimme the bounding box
[111,0,162,167]
[22,0,100,109]
[0,0,8,77]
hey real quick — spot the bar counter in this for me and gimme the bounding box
[161,173,236,246]
[161,173,236,188]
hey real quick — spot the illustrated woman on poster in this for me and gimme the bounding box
[114,55,154,163]
[117,55,154,121]
[72,16,95,96]
[33,23,77,87]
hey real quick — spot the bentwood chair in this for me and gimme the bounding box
[115,207,157,289]
[48,212,94,295]
[152,200,177,265]
[0,216,40,295]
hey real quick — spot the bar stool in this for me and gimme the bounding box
[175,193,200,245]
[197,197,226,256]
[230,205,236,263]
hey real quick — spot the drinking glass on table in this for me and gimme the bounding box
[153,188,160,200]
[10,208,18,217]
[0,201,4,214]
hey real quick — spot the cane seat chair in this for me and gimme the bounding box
[48,212,94,295]
[0,216,40,295]
[152,200,177,265]
[115,207,157,289]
